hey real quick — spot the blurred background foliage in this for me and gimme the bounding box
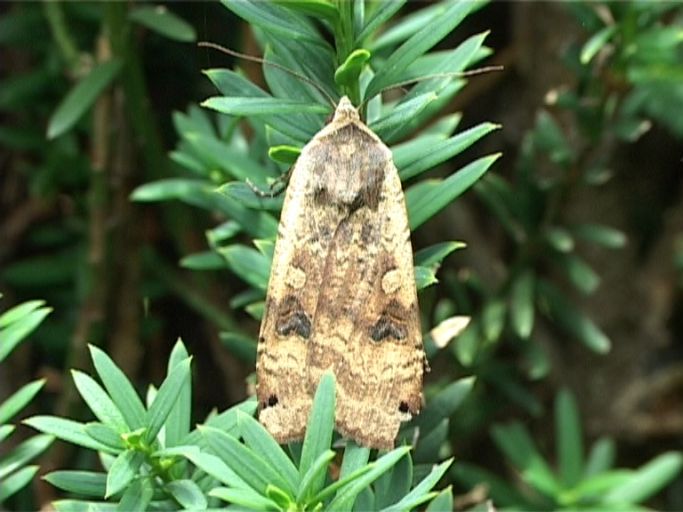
[1,0,682,510]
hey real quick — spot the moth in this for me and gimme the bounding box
[256,96,424,450]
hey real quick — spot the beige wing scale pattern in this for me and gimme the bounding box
[256,132,323,443]
[257,97,424,449]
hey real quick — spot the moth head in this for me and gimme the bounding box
[333,96,360,123]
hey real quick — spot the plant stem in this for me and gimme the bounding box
[335,0,360,104]
[48,31,114,490]
[43,1,81,72]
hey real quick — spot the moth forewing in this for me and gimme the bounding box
[257,96,424,449]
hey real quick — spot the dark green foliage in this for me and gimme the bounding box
[0,299,53,503]
[27,339,459,510]
[429,2,683,430]
[134,0,499,369]
[453,389,683,509]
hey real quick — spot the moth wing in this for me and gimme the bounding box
[305,123,424,450]
[256,132,342,443]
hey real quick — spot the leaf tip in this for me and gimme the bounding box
[46,124,60,140]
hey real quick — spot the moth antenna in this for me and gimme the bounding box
[246,172,289,198]
[387,65,504,91]
[198,41,337,109]
[358,65,504,111]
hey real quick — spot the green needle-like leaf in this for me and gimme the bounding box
[0,307,51,362]
[183,400,256,446]
[238,410,299,494]
[44,471,108,497]
[381,458,453,512]
[537,280,611,353]
[0,379,44,424]
[218,182,284,212]
[580,25,616,64]
[185,133,277,183]
[510,270,535,339]
[89,345,146,431]
[272,0,339,21]
[84,423,125,451]
[117,477,153,511]
[71,371,128,432]
[181,251,227,271]
[164,340,192,448]
[555,389,584,488]
[129,6,196,42]
[0,300,45,328]
[144,357,192,444]
[491,422,560,496]
[105,450,144,498]
[604,452,683,505]
[584,437,616,478]
[414,242,466,270]
[0,425,14,444]
[47,60,122,139]
[24,416,115,453]
[409,377,474,441]
[0,465,39,502]
[425,486,453,512]
[340,441,371,478]
[0,434,52,481]
[415,266,438,290]
[482,298,506,342]
[224,0,330,47]
[397,122,500,180]
[365,0,480,99]
[572,223,627,249]
[166,480,208,510]
[131,179,279,239]
[297,449,336,503]
[328,447,411,511]
[203,97,330,116]
[374,452,413,509]
[335,49,371,87]
[356,0,407,44]
[204,69,320,144]
[406,153,501,230]
[370,3,443,52]
[210,486,275,510]
[269,144,302,165]
[52,499,119,511]
[219,244,271,291]
[177,448,250,490]
[201,426,291,494]
[370,93,437,141]
[299,372,336,499]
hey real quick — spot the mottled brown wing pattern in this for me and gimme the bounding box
[256,135,329,443]
[257,97,424,449]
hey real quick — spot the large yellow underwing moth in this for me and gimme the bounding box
[256,96,424,450]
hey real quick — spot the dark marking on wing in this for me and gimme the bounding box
[370,299,410,342]
[276,295,312,339]
[360,223,374,244]
[371,317,407,341]
[309,124,386,211]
